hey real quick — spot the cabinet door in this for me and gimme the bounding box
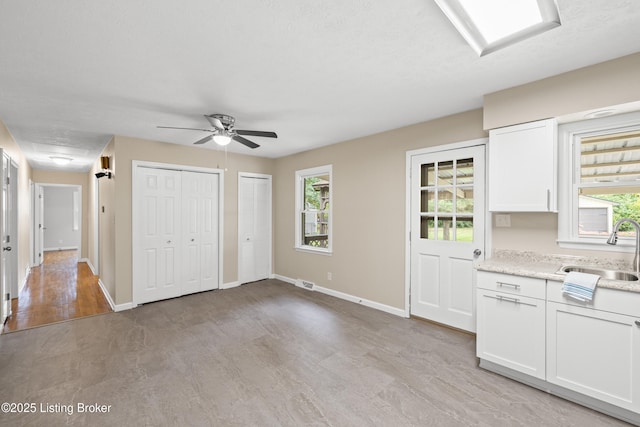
[488,118,557,212]
[476,289,546,379]
[547,301,640,412]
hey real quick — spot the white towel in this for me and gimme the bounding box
[562,271,599,302]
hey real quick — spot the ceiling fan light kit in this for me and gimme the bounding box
[158,113,277,149]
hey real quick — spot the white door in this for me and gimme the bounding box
[33,184,44,266]
[182,171,219,294]
[0,151,9,323]
[410,144,485,332]
[238,173,272,285]
[135,168,182,304]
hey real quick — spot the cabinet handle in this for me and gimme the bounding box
[547,189,551,211]
[497,282,520,290]
[635,320,640,327]
[484,294,537,307]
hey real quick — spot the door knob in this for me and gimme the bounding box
[3,246,11,252]
[473,249,482,256]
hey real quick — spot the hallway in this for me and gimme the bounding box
[2,250,112,333]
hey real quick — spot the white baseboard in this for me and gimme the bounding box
[19,266,30,293]
[97,279,115,311]
[80,258,96,275]
[221,281,240,290]
[114,302,134,312]
[44,246,79,252]
[275,275,407,318]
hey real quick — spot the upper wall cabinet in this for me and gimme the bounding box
[488,118,558,212]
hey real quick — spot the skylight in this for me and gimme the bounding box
[434,0,561,56]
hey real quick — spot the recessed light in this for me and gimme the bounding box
[50,156,73,165]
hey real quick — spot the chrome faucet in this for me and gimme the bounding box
[607,218,640,273]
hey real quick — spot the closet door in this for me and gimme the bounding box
[238,174,272,284]
[136,168,182,304]
[182,171,219,294]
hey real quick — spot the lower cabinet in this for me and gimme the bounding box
[478,272,640,424]
[477,288,546,379]
[547,300,640,413]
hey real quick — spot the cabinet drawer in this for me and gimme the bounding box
[477,289,546,379]
[477,271,545,299]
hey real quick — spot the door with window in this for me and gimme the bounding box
[410,143,485,332]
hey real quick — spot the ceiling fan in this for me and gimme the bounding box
[157,113,277,149]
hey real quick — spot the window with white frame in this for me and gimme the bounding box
[295,165,332,253]
[558,112,640,250]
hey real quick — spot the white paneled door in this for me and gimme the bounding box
[133,164,222,306]
[182,171,219,294]
[1,151,9,323]
[410,143,485,332]
[136,168,183,304]
[238,173,272,285]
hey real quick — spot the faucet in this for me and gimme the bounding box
[607,218,640,273]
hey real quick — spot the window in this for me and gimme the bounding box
[558,112,640,250]
[295,165,332,254]
[434,0,561,56]
[419,158,475,242]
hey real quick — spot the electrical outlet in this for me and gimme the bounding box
[327,272,332,281]
[495,214,511,227]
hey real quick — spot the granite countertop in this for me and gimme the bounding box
[476,250,640,293]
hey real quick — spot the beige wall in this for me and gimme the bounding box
[484,52,640,266]
[0,119,33,293]
[32,169,90,259]
[274,110,486,310]
[483,52,640,130]
[108,136,274,305]
[90,139,116,302]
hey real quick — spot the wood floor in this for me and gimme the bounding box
[0,280,628,426]
[2,250,112,333]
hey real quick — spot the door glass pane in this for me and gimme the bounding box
[456,158,474,185]
[438,161,454,185]
[421,190,436,213]
[456,218,473,242]
[421,216,435,239]
[439,218,454,241]
[438,189,453,213]
[456,186,474,213]
[421,163,435,187]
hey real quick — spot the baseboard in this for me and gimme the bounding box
[114,302,134,312]
[275,274,407,318]
[221,281,240,290]
[97,279,115,311]
[80,258,96,275]
[44,246,79,252]
[19,266,30,293]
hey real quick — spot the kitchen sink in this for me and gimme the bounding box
[558,265,639,282]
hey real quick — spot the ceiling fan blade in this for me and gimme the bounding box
[157,126,213,132]
[193,135,213,145]
[233,135,260,149]
[204,115,225,130]
[235,130,277,138]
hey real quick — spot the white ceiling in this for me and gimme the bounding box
[1,0,640,172]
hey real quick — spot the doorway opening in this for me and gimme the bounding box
[3,249,111,332]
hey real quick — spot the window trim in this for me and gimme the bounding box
[558,111,640,252]
[295,165,333,255]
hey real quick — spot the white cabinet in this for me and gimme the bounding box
[476,272,546,379]
[488,118,557,212]
[547,282,640,413]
